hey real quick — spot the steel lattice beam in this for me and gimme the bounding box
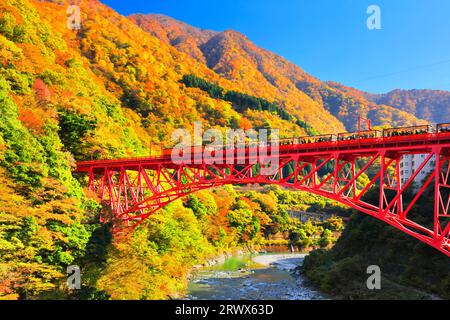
[75,133,450,257]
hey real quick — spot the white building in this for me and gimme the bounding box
[399,154,436,187]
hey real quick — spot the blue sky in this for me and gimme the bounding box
[101,0,450,94]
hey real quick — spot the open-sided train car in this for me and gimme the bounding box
[437,123,450,133]
[338,130,382,141]
[293,134,337,145]
[383,125,434,138]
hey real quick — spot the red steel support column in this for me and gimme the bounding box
[395,157,403,216]
[351,159,357,198]
[434,147,441,238]
[379,151,386,215]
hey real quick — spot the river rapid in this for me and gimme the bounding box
[185,253,325,300]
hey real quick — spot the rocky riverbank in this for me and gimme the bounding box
[185,253,325,300]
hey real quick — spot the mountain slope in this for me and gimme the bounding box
[34,1,327,139]
[0,0,154,299]
[0,0,326,299]
[365,89,450,124]
[129,13,218,65]
[130,14,428,131]
[129,14,345,134]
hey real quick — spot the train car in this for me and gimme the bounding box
[165,144,208,158]
[338,130,382,141]
[437,123,450,133]
[383,125,434,138]
[294,134,337,145]
[278,138,296,146]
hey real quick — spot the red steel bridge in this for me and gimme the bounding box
[75,130,450,257]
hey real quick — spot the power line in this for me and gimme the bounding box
[349,58,450,85]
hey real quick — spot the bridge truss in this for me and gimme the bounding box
[75,133,450,257]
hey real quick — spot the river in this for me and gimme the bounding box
[185,253,325,300]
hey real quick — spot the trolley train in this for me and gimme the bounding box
[163,123,450,155]
[274,123,449,146]
[383,125,434,138]
[437,123,450,133]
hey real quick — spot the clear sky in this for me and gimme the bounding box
[101,0,450,94]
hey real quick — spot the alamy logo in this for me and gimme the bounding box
[67,265,81,290]
[67,5,81,30]
[366,265,381,290]
[367,5,382,30]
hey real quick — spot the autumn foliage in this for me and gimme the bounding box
[0,0,444,300]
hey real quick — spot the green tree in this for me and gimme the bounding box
[57,110,96,158]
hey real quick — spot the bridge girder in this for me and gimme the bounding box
[76,136,450,257]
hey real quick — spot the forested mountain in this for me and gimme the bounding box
[0,0,344,300]
[365,89,450,124]
[130,14,429,131]
[129,13,218,65]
